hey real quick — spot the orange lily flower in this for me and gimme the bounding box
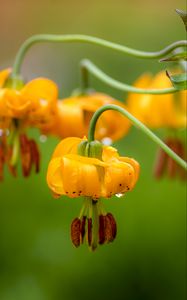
[127,71,186,129]
[47,137,139,198]
[47,137,140,250]
[43,93,131,142]
[127,71,186,180]
[0,68,58,180]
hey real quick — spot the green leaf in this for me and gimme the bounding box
[166,71,187,90]
[176,9,187,31]
[160,51,187,62]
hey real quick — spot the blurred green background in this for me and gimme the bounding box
[0,0,186,299]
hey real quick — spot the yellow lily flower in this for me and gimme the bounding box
[0,68,58,180]
[127,71,186,129]
[127,71,186,180]
[47,137,139,198]
[43,93,131,142]
[0,71,58,121]
[47,137,140,250]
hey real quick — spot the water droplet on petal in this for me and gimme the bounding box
[39,135,47,143]
[101,137,113,146]
[115,193,125,198]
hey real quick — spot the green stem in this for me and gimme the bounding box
[80,63,89,92]
[88,104,187,170]
[12,34,187,77]
[80,59,178,94]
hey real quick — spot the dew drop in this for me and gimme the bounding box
[101,137,113,146]
[39,135,47,143]
[115,193,125,198]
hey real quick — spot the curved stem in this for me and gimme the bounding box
[88,104,187,170]
[12,34,187,77]
[80,59,178,94]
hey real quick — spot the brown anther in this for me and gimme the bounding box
[104,215,113,243]
[0,136,7,181]
[87,218,92,246]
[107,213,117,240]
[30,139,40,173]
[71,218,81,248]
[154,146,168,179]
[80,216,86,243]
[105,213,117,243]
[0,144,5,181]
[99,215,106,245]
[167,139,178,178]
[20,134,32,177]
[176,140,186,181]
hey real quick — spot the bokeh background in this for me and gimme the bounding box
[0,0,186,299]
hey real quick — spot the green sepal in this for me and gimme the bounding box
[77,140,88,156]
[160,51,187,62]
[77,140,103,159]
[89,141,103,159]
[176,9,187,31]
[166,71,187,90]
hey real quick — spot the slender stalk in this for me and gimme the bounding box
[88,104,187,170]
[80,59,178,94]
[80,63,89,92]
[12,34,187,77]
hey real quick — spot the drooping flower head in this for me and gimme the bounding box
[127,71,186,129]
[127,71,186,180]
[47,137,140,250]
[42,93,131,142]
[0,68,58,180]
